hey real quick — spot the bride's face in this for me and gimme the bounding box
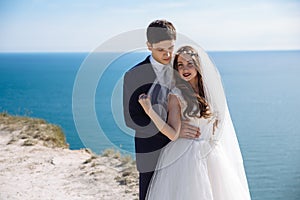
[176,54,198,82]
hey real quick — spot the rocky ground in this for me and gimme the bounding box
[0,113,138,200]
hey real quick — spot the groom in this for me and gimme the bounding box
[123,19,199,200]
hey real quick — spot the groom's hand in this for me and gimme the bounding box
[179,121,200,139]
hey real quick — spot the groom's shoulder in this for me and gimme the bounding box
[126,55,152,74]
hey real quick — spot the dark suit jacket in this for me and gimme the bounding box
[123,56,170,173]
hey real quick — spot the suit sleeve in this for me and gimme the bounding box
[123,71,152,131]
[123,71,133,128]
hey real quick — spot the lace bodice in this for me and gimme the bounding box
[170,87,215,141]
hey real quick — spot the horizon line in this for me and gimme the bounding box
[0,49,299,53]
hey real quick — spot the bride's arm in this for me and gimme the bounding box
[138,94,181,141]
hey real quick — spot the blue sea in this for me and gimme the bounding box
[0,51,299,200]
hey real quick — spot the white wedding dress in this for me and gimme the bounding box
[146,88,251,200]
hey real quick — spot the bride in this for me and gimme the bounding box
[138,45,251,199]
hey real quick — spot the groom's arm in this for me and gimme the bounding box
[123,71,138,130]
[179,121,200,139]
[123,71,152,131]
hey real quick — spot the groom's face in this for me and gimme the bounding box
[147,40,175,65]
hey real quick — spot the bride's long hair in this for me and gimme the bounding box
[173,46,211,119]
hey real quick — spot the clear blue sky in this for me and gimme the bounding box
[0,0,299,52]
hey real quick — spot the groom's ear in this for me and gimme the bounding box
[146,42,152,51]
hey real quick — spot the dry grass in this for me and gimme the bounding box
[0,112,68,148]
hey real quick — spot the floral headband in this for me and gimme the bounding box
[176,48,198,57]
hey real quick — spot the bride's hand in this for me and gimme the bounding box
[138,93,152,115]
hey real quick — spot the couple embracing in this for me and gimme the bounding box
[123,19,251,200]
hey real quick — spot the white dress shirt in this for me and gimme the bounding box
[149,55,166,78]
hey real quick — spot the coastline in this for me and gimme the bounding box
[0,113,138,199]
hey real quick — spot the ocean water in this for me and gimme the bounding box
[0,51,299,200]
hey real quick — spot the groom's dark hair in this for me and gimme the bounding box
[146,19,176,44]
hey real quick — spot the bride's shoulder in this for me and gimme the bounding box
[169,87,186,107]
[169,87,182,98]
[170,87,181,95]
